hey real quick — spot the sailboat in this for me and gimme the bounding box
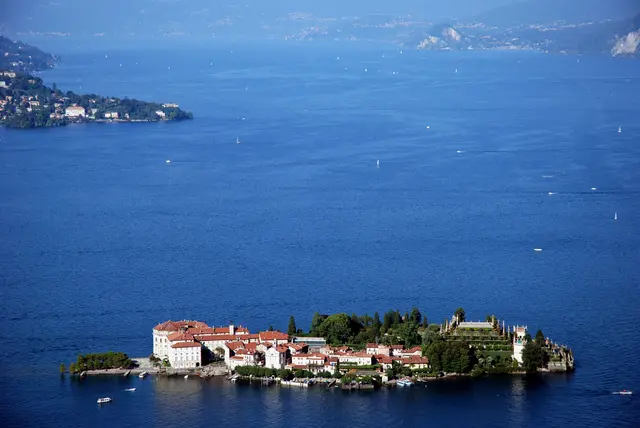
[614,212,618,221]
[376,159,380,168]
[236,137,240,144]
[618,126,622,133]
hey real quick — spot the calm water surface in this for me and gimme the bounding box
[0,44,639,427]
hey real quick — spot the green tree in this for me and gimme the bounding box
[268,325,274,331]
[310,312,325,335]
[534,329,545,345]
[59,363,66,374]
[373,312,382,336]
[409,307,422,325]
[398,321,421,348]
[454,308,466,322]
[287,316,297,337]
[320,313,353,344]
[382,312,392,332]
[522,341,545,373]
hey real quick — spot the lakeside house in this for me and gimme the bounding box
[152,319,432,373]
[65,105,85,117]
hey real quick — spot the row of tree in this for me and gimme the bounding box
[289,308,428,347]
[65,352,135,373]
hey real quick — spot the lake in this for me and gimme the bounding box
[0,42,639,427]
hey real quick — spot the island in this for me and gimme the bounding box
[0,71,193,128]
[64,308,575,390]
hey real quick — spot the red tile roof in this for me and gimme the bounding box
[288,343,308,351]
[171,342,202,349]
[198,334,243,342]
[389,345,404,349]
[225,341,245,351]
[366,343,378,348]
[167,332,195,342]
[154,320,180,331]
[259,331,289,341]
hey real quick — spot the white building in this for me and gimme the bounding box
[333,352,373,365]
[153,320,181,359]
[104,111,119,119]
[258,331,289,346]
[265,346,288,369]
[168,341,202,369]
[65,106,86,117]
[513,326,528,364]
[155,110,166,118]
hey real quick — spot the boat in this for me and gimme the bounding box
[184,375,189,379]
[236,137,240,144]
[548,192,556,196]
[97,397,112,404]
[376,159,380,168]
[534,248,543,252]
[124,388,136,392]
[613,390,632,395]
[618,126,622,133]
[397,378,413,387]
[614,212,618,221]
[165,159,171,164]
[138,371,148,379]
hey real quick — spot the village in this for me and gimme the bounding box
[0,70,192,128]
[149,310,574,385]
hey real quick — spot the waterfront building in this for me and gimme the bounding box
[168,341,202,369]
[512,325,528,364]
[65,105,85,117]
[265,346,289,369]
[293,336,326,350]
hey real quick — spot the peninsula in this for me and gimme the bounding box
[65,308,575,388]
[0,72,192,128]
[0,36,192,128]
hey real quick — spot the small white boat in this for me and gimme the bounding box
[165,159,171,164]
[456,150,465,154]
[614,212,618,221]
[534,248,543,252]
[124,388,136,392]
[397,378,413,387]
[613,390,632,395]
[184,375,189,379]
[548,192,556,196]
[591,187,597,191]
[618,126,622,133]
[97,397,112,404]
[236,137,240,144]
[376,159,380,168]
[138,371,148,379]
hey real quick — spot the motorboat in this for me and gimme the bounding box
[184,375,189,379]
[613,390,632,395]
[138,371,148,379]
[124,388,136,392]
[397,379,413,387]
[97,397,112,404]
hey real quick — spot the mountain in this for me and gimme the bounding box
[476,0,640,27]
[0,35,58,72]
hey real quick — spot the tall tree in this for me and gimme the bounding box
[287,316,297,337]
[373,312,382,338]
[534,329,545,345]
[410,307,422,325]
[454,308,466,322]
[310,312,325,335]
[522,341,545,373]
[382,312,392,332]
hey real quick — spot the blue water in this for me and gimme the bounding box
[1,43,639,427]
